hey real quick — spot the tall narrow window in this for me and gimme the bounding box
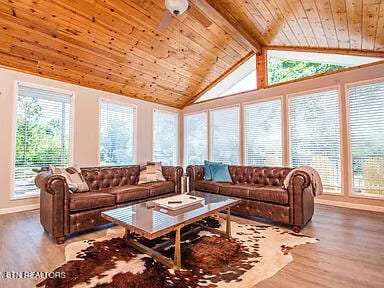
[348,81,384,197]
[211,106,240,164]
[153,110,178,166]
[14,83,72,197]
[245,99,282,166]
[289,89,341,193]
[100,100,136,166]
[184,112,208,166]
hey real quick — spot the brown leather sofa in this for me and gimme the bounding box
[35,165,183,244]
[186,165,315,232]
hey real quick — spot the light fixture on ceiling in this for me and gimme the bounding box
[165,0,189,16]
[158,0,190,30]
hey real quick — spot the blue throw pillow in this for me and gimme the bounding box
[210,163,232,183]
[204,160,222,180]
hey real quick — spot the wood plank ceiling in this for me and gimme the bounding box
[0,0,383,108]
[209,0,384,52]
[0,0,252,108]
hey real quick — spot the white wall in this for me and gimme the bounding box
[0,67,181,210]
[182,62,384,208]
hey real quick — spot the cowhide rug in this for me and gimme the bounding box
[38,216,318,288]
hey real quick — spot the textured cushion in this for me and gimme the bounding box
[81,166,140,190]
[219,184,255,199]
[138,162,166,184]
[139,181,174,197]
[69,192,115,212]
[50,166,89,192]
[195,180,221,194]
[204,160,222,180]
[210,163,232,183]
[248,186,289,205]
[102,185,150,203]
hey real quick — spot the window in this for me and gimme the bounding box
[289,89,341,193]
[14,83,72,197]
[245,99,282,166]
[153,110,178,166]
[196,55,256,102]
[184,112,208,166]
[268,50,382,86]
[211,106,240,164]
[100,100,136,166]
[348,81,384,197]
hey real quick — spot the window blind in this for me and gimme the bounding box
[211,106,240,164]
[100,101,135,166]
[348,81,384,197]
[184,112,208,166]
[153,110,178,166]
[15,84,72,197]
[245,99,282,166]
[289,89,341,192]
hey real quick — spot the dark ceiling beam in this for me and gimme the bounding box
[189,0,262,54]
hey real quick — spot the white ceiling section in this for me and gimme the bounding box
[268,50,382,67]
[196,55,257,103]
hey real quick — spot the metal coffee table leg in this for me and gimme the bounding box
[226,208,231,237]
[173,226,181,270]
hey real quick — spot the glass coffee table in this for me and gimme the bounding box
[101,191,242,271]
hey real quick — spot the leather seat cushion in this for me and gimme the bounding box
[69,192,116,212]
[219,184,264,199]
[195,180,221,193]
[248,186,289,205]
[103,185,150,203]
[139,181,174,197]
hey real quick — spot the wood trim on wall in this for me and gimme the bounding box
[256,47,267,89]
[0,203,40,215]
[315,199,384,212]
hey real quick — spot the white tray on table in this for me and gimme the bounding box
[153,194,204,210]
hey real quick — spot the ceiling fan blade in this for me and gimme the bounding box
[158,11,173,31]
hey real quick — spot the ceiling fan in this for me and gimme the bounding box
[158,0,190,31]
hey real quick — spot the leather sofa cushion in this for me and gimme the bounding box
[195,180,221,194]
[219,184,263,199]
[139,181,174,197]
[69,192,115,212]
[103,185,150,203]
[249,186,288,205]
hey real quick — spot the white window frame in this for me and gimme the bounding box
[209,104,241,164]
[242,96,284,166]
[11,81,75,200]
[287,85,343,195]
[98,98,137,166]
[152,109,179,166]
[344,77,384,201]
[183,110,209,167]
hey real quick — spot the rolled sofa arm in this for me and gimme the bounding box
[162,166,183,193]
[186,165,204,192]
[285,170,314,228]
[35,171,70,242]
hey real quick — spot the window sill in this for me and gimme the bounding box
[10,194,40,201]
[349,193,384,201]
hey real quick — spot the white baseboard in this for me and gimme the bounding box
[0,203,40,215]
[315,199,384,213]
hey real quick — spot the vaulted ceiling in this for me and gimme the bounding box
[0,0,383,108]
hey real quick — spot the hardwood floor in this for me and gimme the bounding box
[0,204,383,288]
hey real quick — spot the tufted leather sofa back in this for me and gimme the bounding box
[80,166,140,191]
[229,166,292,186]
